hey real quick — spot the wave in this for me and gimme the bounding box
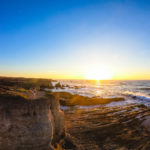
[123,91,150,101]
[138,87,150,91]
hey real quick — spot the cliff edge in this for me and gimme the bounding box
[0,93,65,150]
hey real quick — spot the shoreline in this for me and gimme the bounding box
[1,77,150,149]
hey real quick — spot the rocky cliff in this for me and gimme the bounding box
[0,93,65,150]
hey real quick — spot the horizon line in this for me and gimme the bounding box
[1,75,150,81]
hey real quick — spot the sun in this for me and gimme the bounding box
[85,66,113,80]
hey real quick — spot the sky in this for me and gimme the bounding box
[0,0,150,80]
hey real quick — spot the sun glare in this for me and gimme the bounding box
[85,66,113,80]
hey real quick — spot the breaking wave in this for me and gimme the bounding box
[123,91,150,101]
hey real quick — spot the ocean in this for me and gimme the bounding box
[51,80,150,107]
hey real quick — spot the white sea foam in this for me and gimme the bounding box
[106,99,135,107]
[123,91,150,101]
[49,80,150,108]
[51,81,58,87]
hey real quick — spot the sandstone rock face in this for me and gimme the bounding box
[0,94,65,150]
[49,96,65,145]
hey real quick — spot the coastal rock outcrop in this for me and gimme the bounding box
[49,95,65,145]
[0,94,65,150]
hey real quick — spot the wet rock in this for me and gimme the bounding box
[74,86,80,89]
[55,83,61,89]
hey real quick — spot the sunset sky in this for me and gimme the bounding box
[0,0,150,80]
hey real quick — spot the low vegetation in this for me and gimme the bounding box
[51,92,125,106]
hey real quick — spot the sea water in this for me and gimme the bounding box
[51,80,150,107]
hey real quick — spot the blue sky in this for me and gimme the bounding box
[0,0,150,79]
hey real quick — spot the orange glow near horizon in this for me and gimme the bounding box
[1,68,150,80]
